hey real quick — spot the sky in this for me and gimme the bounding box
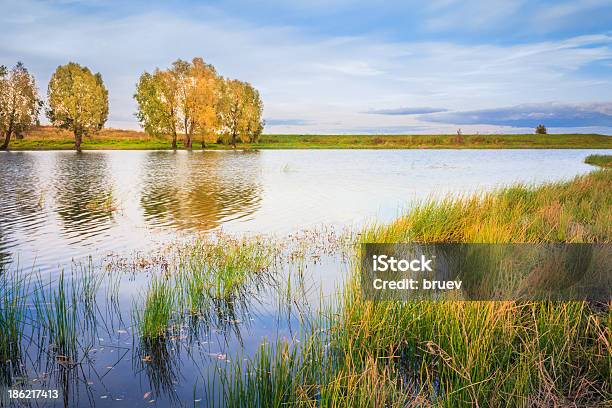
[1,0,612,134]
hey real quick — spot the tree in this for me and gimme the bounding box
[135,58,220,149]
[216,79,265,147]
[170,59,195,149]
[47,62,109,152]
[190,58,220,148]
[0,62,41,150]
[135,69,179,149]
[535,124,547,134]
[240,82,264,143]
[94,72,109,131]
[217,79,245,149]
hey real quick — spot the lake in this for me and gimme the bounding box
[0,149,606,273]
[0,148,608,406]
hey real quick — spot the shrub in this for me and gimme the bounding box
[535,124,547,134]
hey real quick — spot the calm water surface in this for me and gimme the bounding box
[0,148,608,406]
[0,149,607,272]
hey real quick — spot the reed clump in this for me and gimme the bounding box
[585,154,612,168]
[0,270,29,376]
[33,272,80,363]
[136,276,177,340]
[135,235,279,342]
[365,169,611,244]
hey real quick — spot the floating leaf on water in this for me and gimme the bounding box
[143,392,152,399]
[142,355,153,362]
[101,396,108,399]
[117,329,127,334]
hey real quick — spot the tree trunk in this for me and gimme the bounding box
[231,131,236,149]
[184,130,190,149]
[185,131,192,149]
[201,135,206,149]
[171,131,177,150]
[184,118,192,149]
[1,118,14,150]
[0,131,10,150]
[74,131,82,152]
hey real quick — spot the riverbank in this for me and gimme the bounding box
[6,126,612,150]
[221,169,611,407]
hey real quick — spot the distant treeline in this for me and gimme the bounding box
[0,58,263,151]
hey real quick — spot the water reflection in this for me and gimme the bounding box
[0,149,608,272]
[0,153,46,268]
[140,151,262,231]
[53,153,117,244]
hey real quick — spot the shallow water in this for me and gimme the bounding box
[0,148,608,406]
[0,149,607,273]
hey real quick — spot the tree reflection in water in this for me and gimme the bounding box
[53,152,117,242]
[0,153,46,269]
[140,151,262,232]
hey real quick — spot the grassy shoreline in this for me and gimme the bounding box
[220,169,611,407]
[5,126,612,150]
[585,154,612,168]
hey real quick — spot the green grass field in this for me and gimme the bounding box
[6,126,612,150]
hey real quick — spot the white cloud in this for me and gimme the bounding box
[418,102,612,127]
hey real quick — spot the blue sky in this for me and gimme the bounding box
[1,0,611,134]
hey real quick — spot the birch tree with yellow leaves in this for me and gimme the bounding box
[135,58,221,149]
[0,62,41,150]
[135,57,263,149]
